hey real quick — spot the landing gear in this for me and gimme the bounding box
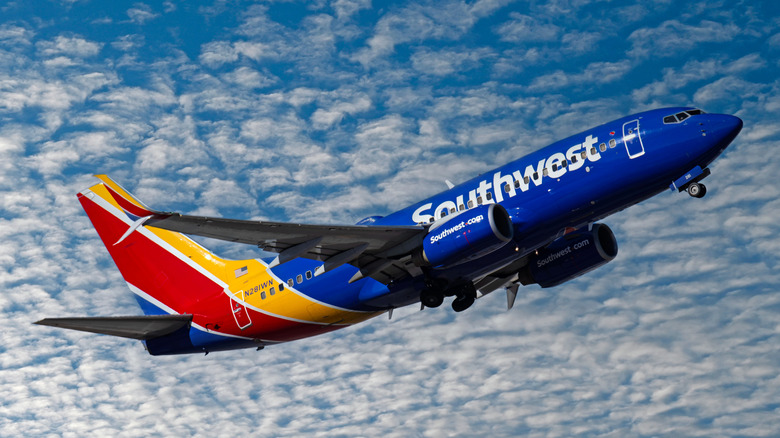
[419,280,477,312]
[687,182,707,198]
[451,294,475,312]
[450,283,477,313]
[420,288,444,308]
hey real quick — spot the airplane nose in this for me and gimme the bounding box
[710,114,743,145]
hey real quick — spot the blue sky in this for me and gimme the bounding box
[2,0,780,436]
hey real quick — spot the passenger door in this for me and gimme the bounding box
[228,289,253,330]
[622,119,645,159]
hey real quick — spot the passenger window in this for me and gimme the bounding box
[590,147,597,155]
[504,184,511,193]
[524,176,530,185]
[279,283,284,292]
[296,274,303,284]
[458,204,465,211]
[562,160,568,167]
[261,291,266,299]
[514,179,520,189]
[532,172,538,180]
[467,200,474,208]
[450,207,456,214]
[542,168,549,177]
[287,279,294,287]
[609,139,616,148]
[581,151,587,159]
[306,270,312,280]
[477,196,483,205]
[571,155,578,163]
[270,287,275,296]
[486,192,492,201]
[599,143,606,152]
[551,163,558,172]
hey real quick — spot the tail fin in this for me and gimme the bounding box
[78,176,233,317]
[77,176,264,354]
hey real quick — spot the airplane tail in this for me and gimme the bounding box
[58,175,259,354]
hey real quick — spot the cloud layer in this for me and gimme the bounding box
[1,1,780,436]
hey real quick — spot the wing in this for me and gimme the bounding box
[96,175,427,284]
[148,214,426,283]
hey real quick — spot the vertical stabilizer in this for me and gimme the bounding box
[77,176,258,354]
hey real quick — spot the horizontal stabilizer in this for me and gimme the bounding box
[34,315,192,340]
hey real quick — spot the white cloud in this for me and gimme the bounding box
[528,60,633,92]
[127,3,159,25]
[628,19,740,58]
[332,0,371,20]
[496,13,560,43]
[1,1,780,437]
[352,1,502,67]
[411,47,490,76]
[36,35,102,58]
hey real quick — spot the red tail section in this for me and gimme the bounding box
[76,177,347,354]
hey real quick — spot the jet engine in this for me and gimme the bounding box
[518,223,618,288]
[415,203,514,269]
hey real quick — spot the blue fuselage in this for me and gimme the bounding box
[270,107,742,310]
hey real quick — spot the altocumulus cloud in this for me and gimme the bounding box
[1,1,780,437]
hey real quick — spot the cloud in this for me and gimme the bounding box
[36,35,102,58]
[352,0,505,67]
[496,13,560,43]
[628,19,740,58]
[410,47,491,76]
[332,0,371,20]
[2,1,780,437]
[127,3,160,25]
[528,60,633,92]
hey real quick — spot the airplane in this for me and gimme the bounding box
[35,107,743,355]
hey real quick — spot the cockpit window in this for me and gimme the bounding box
[662,108,705,124]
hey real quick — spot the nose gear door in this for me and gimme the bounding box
[623,119,645,159]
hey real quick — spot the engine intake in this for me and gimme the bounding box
[519,223,618,288]
[416,203,513,269]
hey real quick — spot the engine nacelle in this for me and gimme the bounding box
[518,223,618,288]
[416,203,514,269]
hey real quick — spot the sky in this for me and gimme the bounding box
[1,0,779,436]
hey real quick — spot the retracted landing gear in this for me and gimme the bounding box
[687,182,707,198]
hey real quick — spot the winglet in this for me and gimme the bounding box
[94,174,169,221]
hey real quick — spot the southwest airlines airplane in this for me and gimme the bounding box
[36,107,742,355]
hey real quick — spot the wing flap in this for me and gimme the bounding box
[34,315,193,340]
